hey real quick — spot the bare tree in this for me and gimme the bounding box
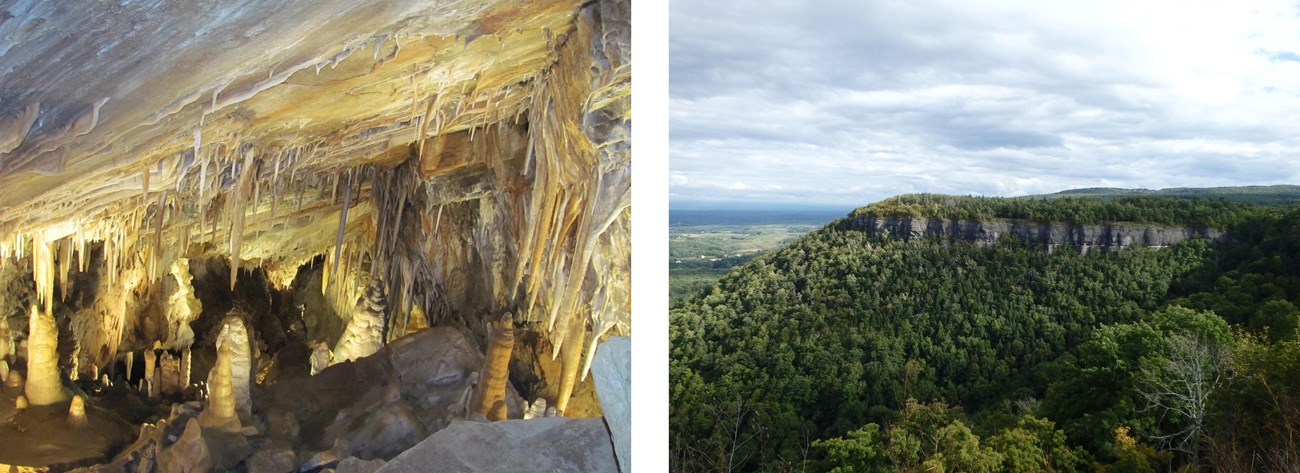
[1138,333,1229,462]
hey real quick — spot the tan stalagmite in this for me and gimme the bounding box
[215,316,253,419]
[0,360,7,385]
[166,258,203,349]
[473,317,515,420]
[125,351,134,381]
[15,394,28,410]
[26,304,67,405]
[5,369,22,388]
[332,278,386,364]
[67,395,89,428]
[0,313,11,361]
[143,349,157,397]
[200,340,240,432]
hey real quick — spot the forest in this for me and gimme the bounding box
[670,194,1300,472]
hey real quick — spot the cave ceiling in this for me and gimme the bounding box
[0,0,604,239]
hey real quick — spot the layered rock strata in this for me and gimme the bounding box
[850,215,1226,251]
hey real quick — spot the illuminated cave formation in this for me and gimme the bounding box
[0,0,630,470]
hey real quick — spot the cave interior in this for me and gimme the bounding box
[0,0,630,470]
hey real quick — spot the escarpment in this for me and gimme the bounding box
[0,0,629,470]
[849,214,1226,251]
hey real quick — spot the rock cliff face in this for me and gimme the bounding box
[849,214,1225,251]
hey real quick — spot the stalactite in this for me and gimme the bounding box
[58,237,72,301]
[229,148,253,291]
[33,237,54,312]
[332,170,353,281]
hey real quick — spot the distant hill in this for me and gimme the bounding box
[669,209,848,226]
[1033,185,1300,205]
[671,192,1300,472]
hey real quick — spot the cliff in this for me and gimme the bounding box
[848,214,1225,252]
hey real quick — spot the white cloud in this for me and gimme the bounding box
[671,0,1300,206]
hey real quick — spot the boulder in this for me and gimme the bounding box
[375,418,617,472]
[592,336,630,472]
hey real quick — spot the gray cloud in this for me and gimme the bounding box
[670,0,1300,206]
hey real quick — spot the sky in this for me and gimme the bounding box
[669,0,1300,207]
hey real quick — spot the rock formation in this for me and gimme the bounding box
[374,418,619,472]
[310,341,332,376]
[333,278,387,364]
[200,340,241,432]
[215,316,253,419]
[68,395,89,428]
[593,336,631,472]
[156,418,214,473]
[26,304,67,405]
[850,214,1226,251]
[165,258,203,350]
[473,318,515,420]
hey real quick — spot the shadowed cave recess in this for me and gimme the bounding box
[0,0,630,471]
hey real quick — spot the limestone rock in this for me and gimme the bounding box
[336,457,386,473]
[156,419,214,473]
[851,214,1227,251]
[310,341,332,376]
[592,336,631,472]
[323,385,426,460]
[26,304,67,405]
[375,418,618,472]
[248,447,297,473]
[523,398,548,420]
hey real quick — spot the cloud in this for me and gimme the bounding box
[670,0,1300,206]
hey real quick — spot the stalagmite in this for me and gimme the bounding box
[166,258,203,349]
[67,395,89,428]
[26,304,67,405]
[215,316,253,418]
[0,314,10,360]
[125,351,134,380]
[6,370,22,388]
[101,374,110,388]
[144,349,157,394]
[473,317,514,420]
[201,340,240,432]
[332,278,386,363]
[15,395,28,410]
